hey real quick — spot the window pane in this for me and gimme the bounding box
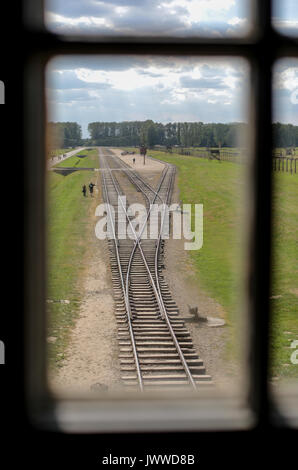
[271,59,298,419]
[45,55,250,405]
[273,0,298,37]
[44,0,252,38]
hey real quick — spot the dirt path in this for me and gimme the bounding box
[111,148,165,173]
[49,160,121,397]
[163,177,241,392]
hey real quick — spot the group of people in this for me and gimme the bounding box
[82,182,96,197]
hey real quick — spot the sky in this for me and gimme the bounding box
[273,0,298,36]
[273,59,298,126]
[45,1,298,137]
[45,0,250,37]
[46,56,249,138]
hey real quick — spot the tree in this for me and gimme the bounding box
[47,121,82,149]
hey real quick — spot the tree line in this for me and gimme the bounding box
[273,122,298,148]
[47,121,298,149]
[48,122,82,149]
[87,120,247,148]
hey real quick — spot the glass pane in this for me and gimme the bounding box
[45,55,250,403]
[45,0,251,38]
[273,0,298,37]
[271,59,298,418]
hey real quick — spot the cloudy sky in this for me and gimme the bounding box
[45,0,298,37]
[45,2,298,137]
[47,56,249,137]
[273,59,298,126]
[273,0,298,36]
[45,0,250,37]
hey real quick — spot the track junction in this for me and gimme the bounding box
[99,148,212,391]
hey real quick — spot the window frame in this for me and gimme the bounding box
[23,0,298,432]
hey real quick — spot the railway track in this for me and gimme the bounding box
[99,148,212,391]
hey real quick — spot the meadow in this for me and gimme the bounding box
[55,148,99,168]
[148,151,244,319]
[271,171,298,378]
[146,149,298,377]
[47,146,298,378]
[46,149,99,368]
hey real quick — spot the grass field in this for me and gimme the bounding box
[271,172,298,378]
[147,150,245,325]
[273,147,298,158]
[46,155,100,368]
[177,146,244,153]
[55,148,99,168]
[145,150,297,377]
[48,148,70,158]
[46,144,297,378]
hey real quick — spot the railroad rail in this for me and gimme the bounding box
[99,148,212,391]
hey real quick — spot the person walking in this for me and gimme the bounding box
[89,182,96,197]
[82,184,87,197]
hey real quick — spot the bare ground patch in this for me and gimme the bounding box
[49,173,121,397]
[111,147,165,173]
[163,177,242,392]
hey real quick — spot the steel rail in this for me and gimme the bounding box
[108,153,197,390]
[105,156,168,323]
[110,159,170,319]
[99,152,144,391]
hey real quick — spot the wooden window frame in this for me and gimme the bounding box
[23,0,298,432]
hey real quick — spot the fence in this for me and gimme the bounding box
[155,147,298,174]
[272,157,297,174]
[159,147,244,163]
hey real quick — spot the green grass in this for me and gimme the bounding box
[148,150,244,325]
[46,163,99,368]
[146,150,298,378]
[55,149,99,169]
[48,148,69,158]
[179,146,243,153]
[273,147,298,158]
[47,144,298,378]
[121,147,298,377]
[145,150,298,378]
[270,172,298,378]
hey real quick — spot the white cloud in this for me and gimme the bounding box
[161,0,236,25]
[274,67,298,91]
[273,19,298,30]
[47,12,110,27]
[228,16,246,26]
[75,67,169,91]
[115,6,129,16]
[46,0,249,37]
[47,58,248,133]
[74,62,243,99]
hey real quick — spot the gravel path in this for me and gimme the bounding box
[110,148,165,173]
[49,162,122,397]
